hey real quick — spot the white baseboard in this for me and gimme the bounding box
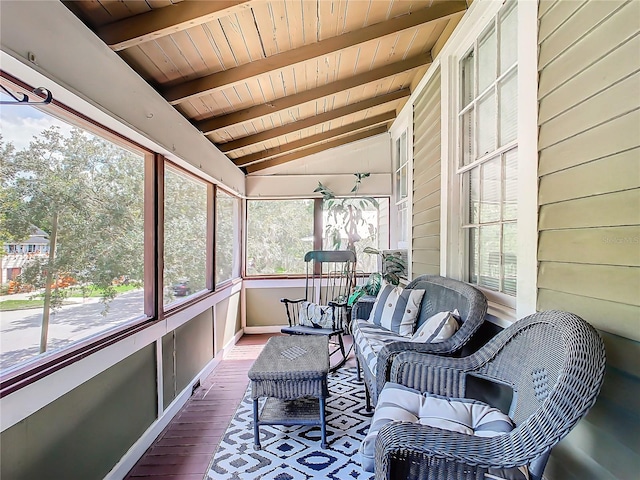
[221,329,244,357]
[242,326,284,334]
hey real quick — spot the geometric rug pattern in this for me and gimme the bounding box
[205,367,375,480]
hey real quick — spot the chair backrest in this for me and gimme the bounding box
[404,275,488,353]
[467,310,606,478]
[405,275,487,328]
[304,250,357,306]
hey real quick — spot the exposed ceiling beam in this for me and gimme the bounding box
[163,1,467,104]
[245,126,388,174]
[233,111,396,167]
[217,88,409,153]
[97,1,252,51]
[196,54,431,135]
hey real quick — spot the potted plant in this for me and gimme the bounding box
[347,247,407,306]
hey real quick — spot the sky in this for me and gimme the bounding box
[0,91,73,151]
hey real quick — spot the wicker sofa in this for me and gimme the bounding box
[351,275,488,409]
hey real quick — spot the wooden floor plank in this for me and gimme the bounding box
[124,332,355,479]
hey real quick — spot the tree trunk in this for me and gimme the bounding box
[39,211,58,354]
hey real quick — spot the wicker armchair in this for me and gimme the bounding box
[373,310,606,480]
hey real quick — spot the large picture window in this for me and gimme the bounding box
[163,166,208,305]
[0,104,145,372]
[246,197,389,276]
[458,0,518,300]
[246,199,314,275]
[215,189,241,285]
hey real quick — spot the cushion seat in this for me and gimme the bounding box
[360,382,529,480]
[351,319,409,376]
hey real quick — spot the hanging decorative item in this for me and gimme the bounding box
[0,84,52,106]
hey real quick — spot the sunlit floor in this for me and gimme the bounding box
[125,333,356,479]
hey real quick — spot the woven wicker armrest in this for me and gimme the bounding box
[352,295,376,320]
[374,422,531,479]
[375,340,472,398]
[383,351,475,397]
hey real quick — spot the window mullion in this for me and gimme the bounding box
[207,184,215,291]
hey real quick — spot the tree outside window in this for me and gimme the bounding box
[1,123,145,370]
[163,166,207,304]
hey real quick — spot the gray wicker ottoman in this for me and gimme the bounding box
[248,335,330,449]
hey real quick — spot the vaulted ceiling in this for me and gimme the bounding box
[64,0,468,174]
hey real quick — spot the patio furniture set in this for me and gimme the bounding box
[248,251,606,480]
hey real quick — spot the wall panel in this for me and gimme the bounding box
[537,1,640,477]
[1,345,157,480]
[411,68,441,277]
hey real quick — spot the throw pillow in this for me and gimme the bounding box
[368,283,425,337]
[298,301,334,329]
[410,309,460,343]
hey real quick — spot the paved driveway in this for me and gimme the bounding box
[0,289,144,370]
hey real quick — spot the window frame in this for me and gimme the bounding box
[456,2,519,309]
[0,72,157,389]
[214,186,242,288]
[162,161,212,309]
[0,72,244,394]
[440,0,538,323]
[244,196,391,278]
[389,106,413,277]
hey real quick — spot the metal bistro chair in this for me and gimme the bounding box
[281,250,357,372]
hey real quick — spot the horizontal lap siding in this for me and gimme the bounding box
[537,1,640,479]
[412,68,441,277]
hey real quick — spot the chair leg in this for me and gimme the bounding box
[355,350,362,381]
[328,334,348,373]
[364,382,372,412]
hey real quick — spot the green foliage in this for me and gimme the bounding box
[215,191,236,284]
[347,247,407,306]
[316,173,378,252]
[163,168,207,301]
[362,247,407,286]
[0,299,46,311]
[246,199,314,275]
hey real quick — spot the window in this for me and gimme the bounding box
[246,199,314,275]
[0,103,145,372]
[215,189,241,285]
[322,197,390,273]
[394,131,410,249]
[458,0,518,301]
[246,197,390,276]
[163,166,208,305]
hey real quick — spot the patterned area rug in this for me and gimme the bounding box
[205,367,375,480]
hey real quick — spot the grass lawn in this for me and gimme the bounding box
[67,284,139,297]
[0,284,140,311]
[0,299,46,311]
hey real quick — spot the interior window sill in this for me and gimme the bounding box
[486,302,516,328]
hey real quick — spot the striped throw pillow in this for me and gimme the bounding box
[367,284,425,337]
[410,309,460,343]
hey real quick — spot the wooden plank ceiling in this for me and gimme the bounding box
[64,0,467,174]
